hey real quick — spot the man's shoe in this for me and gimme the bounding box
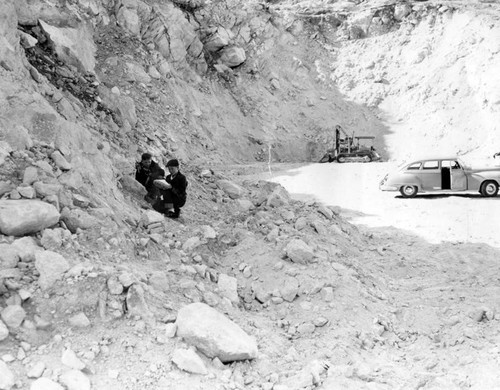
[166,211,180,219]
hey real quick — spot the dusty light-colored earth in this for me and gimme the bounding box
[270,161,500,248]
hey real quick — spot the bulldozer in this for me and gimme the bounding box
[319,125,381,163]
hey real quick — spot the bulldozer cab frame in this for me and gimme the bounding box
[319,125,380,163]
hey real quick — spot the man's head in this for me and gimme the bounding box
[166,158,179,174]
[141,152,153,167]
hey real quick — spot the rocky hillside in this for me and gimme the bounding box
[1,0,500,389]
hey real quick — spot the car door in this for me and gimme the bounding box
[420,160,441,190]
[446,159,467,190]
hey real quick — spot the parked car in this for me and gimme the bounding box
[379,156,500,198]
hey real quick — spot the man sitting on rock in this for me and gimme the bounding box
[152,159,188,218]
[135,152,164,203]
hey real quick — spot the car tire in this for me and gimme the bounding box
[480,180,499,197]
[337,155,346,163]
[400,185,418,198]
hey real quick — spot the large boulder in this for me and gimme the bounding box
[34,251,70,290]
[0,200,60,236]
[176,302,258,362]
[39,20,96,73]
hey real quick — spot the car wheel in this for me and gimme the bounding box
[337,155,346,163]
[480,180,499,197]
[400,185,418,198]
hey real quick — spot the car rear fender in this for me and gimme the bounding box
[389,173,421,190]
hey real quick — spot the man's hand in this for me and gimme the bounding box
[135,161,142,170]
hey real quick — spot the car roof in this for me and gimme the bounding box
[408,156,461,163]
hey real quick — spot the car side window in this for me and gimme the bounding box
[407,162,421,170]
[442,160,461,170]
[422,160,439,170]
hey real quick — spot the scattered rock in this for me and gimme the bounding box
[34,251,70,290]
[176,302,258,362]
[50,151,72,171]
[216,180,245,199]
[126,284,151,319]
[217,274,239,304]
[285,239,315,264]
[27,361,46,378]
[59,369,91,390]
[0,200,60,236]
[297,322,316,335]
[61,348,85,370]
[0,361,15,390]
[10,237,42,262]
[60,208,98,233]
[314,317,329,327]
[0,305,26,329]
[30,378,64,390]
[0,320,8,341]
[165,323,177,338]
[219,46,246,68]
[120,176,147,198]
[68,312,90,328]
[140,210,164,227]
[171,348,208,375]
[40,229,64,250]
[320,287,334,302]
[200,225,217,239]
[119,272,135,288]
[266,186,290,208]
[33,182,62,197]
[23,166,38,185]
[280,277,299,302]
[148,272,169,293]
[107,276,124,295]
[0,244,19,269]
[182,236,201,252]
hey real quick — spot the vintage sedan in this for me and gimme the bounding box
[379,157,500,198]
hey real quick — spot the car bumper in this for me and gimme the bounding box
[379,184,398,191]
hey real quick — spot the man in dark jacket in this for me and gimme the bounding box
[153,159,188,218]
[135,153,164,202]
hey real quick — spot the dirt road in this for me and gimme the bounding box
[269,162,500,248]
